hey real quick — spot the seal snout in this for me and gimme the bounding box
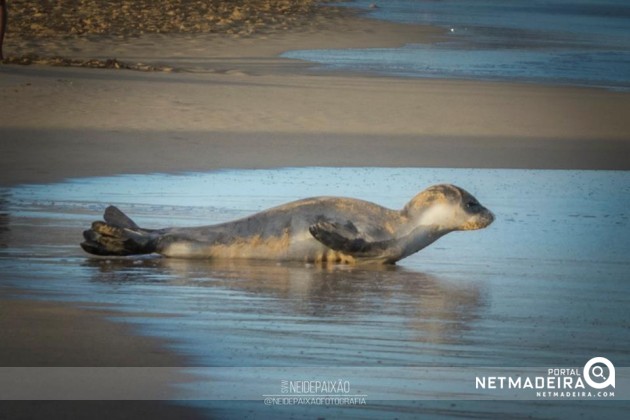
[459,203,495,231]
[482,208,495,227]
[475,205,495,229]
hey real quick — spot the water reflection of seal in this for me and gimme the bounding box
[81,184,495,264]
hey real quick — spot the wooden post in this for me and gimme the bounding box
[0,0,7,60]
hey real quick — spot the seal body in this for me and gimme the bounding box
[81,184,495,264]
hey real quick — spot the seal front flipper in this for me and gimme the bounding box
[81,206,158,256]
[309,221,439,263]
[309,220,396,259]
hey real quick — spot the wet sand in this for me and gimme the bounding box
[2,168,628,419]
[2,65,629,187]
[1,2,630,419]
[0,295,208,419]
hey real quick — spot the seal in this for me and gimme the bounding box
[81,184,494,264]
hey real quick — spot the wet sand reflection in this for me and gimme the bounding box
[0,191,10,248]
[85,258,485,354]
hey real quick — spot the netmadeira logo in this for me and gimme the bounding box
[475,357,616,399]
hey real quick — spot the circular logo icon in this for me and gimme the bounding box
[583,357,615,389]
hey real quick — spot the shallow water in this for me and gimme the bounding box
[285,0,630,89]
[1,168,629,417]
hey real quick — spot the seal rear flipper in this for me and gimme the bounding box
[309,221,395,258]
[104,205,140,229]
[81,208,158,256]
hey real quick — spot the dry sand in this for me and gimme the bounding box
[1,3,630,418]
[1,19,630,186]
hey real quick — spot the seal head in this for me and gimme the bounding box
[403,184,495,231]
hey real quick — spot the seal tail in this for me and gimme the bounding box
[81,206,158,256]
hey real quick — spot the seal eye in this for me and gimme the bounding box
[465,201,480,211]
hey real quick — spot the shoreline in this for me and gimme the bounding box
[0,290,207,418]
[2,14,444,75]
[0,289,188,367]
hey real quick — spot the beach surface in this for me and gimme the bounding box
[2,1,630,185]
[1,1,630,418]
[2,4,630,187]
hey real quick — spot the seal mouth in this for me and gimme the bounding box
[486,210,496,226]
[480,209,495,228]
